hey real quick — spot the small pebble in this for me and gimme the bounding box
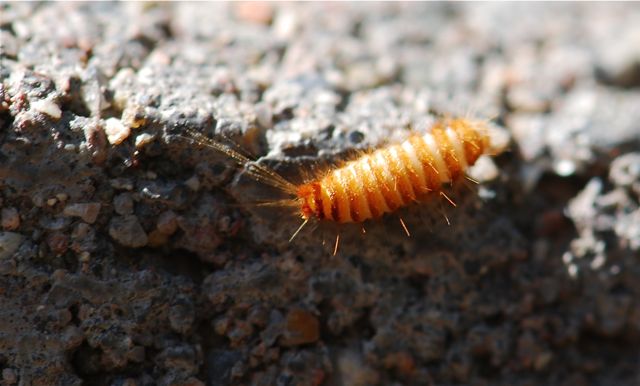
[121,379,137,386]
[228,320,254,346]
[234,1,274,25]
[47,197,58,206]
[62,326,84,350]
[185,175,201,191]
[337,350,379,386]
[79,251,91,262]
[47,231,69,256]
[134,133,155,149]
[121,104,147,129]
[110,178,134,190]
[554,159,577,177]
[467,156,500,183]
[156,211,178,235]
[71,222,90,239]
[273,8,299,39]
[382,351,415,376]
[182,377,205,386]
[39,216,69,231]
[108,215,148,248]
[113,193,134,215]
[2,368,17,384]
[254,102,272,128]
[126,346,146,363]
[63,203,101,224]
[147,230,168,247]
[104,117,130,145]
[280,308,320,347]
[214,316,231,335]
[82,119,108,164]
[1,207,20,230]
[30,98,62,119]
[31,193,44,207]
[247,305,269,328]
[169,299,195,334]
[609,153,640,187]
[534,351,553,371]
[0,232,23,260]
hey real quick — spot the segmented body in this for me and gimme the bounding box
[296,118,492,223]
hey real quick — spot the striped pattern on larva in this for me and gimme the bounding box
[296,118,494,223]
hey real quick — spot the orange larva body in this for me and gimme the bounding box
[297,118,491,223]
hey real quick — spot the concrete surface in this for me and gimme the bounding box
[1,3,640,386]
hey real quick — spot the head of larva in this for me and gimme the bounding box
[296,183,318,220]
[461,118,510,156]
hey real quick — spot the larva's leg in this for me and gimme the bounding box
[333,233,340,256]
[460,176,482,199]
[399,216,411,237]
[439,191,457,207]
[465,175,480,185]
[437,201,452,226]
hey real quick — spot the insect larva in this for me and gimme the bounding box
[179,117,508,252]
[295,118,505,223]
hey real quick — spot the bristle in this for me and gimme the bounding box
[177,128,298,196]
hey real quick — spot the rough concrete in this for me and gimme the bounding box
[1,3,639,386]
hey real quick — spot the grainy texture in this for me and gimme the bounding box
[1,3,640,386]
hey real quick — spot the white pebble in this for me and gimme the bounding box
[554,159,576,177]
[104,118,131,145]
[31,99,62,120]
[468,156,500,182]
[135,133,155,149]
